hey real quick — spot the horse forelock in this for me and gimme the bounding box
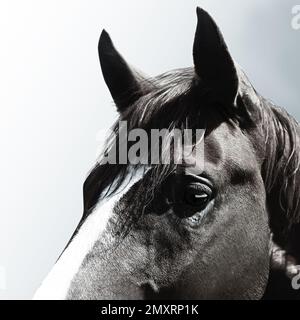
[82,69,207,218]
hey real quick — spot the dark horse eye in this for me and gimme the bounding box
[183,183,212,208]
[184,189,209,207]
[162,174,214,225]
[178,182,214,227]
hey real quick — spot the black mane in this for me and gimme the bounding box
[260,97,300,247]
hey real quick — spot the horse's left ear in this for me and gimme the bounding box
[98,30,148,112]
[193,8,239,106]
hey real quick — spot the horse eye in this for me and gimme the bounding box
[183,184,212,208]
[184,191,209,206]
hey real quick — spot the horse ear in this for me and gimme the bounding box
[98,30,145,112]
[193,8,239,106]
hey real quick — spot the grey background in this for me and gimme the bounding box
[0,0,299,299]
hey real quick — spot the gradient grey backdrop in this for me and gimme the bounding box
[0,0,299,299]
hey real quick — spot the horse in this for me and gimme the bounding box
[33,7,300,300]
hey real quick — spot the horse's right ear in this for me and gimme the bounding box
[98,30,146,112]
[193,8,239,107]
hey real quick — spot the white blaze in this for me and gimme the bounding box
[33,168,147,300]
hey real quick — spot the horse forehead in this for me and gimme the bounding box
[204,123,258,172]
